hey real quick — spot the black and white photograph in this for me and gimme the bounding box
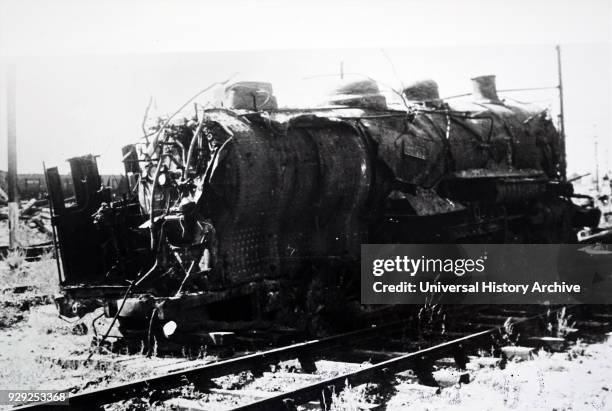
[0,1,611,410]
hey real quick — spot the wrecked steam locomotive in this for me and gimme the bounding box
[47,75,600,342]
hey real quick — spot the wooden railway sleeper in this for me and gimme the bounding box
[413,356,438,387]
[452,343,469,369]
[282,398,297,411]
[297,353,318,373]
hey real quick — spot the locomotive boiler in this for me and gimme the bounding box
[47,75,600,342]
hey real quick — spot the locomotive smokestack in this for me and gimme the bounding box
[323,79,387,110]
[224,81,278,111]
[402,79,440,102]
[471,75,500,102]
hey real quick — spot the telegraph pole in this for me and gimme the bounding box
[556,45,567,181]
[6,63,18,249]
[594,129,600,194]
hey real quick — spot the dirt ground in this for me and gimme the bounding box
[0,257,101,390]
[1,258,612,410]
[0,256,161,410]
[382,339,612,411]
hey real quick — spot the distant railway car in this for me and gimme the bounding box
[0,171,129,200]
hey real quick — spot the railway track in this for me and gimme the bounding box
[13,305,612,410]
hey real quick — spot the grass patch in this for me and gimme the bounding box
[0,252,59,295]
[0,254,60,329]
[329,382,378,411]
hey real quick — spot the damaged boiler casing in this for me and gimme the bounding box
[47,76,600,342]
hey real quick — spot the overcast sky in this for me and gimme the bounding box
[0,0,610,176]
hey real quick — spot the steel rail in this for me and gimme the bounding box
[229,329,495,411]
[13,319,417,410]
[227,306,572,411]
